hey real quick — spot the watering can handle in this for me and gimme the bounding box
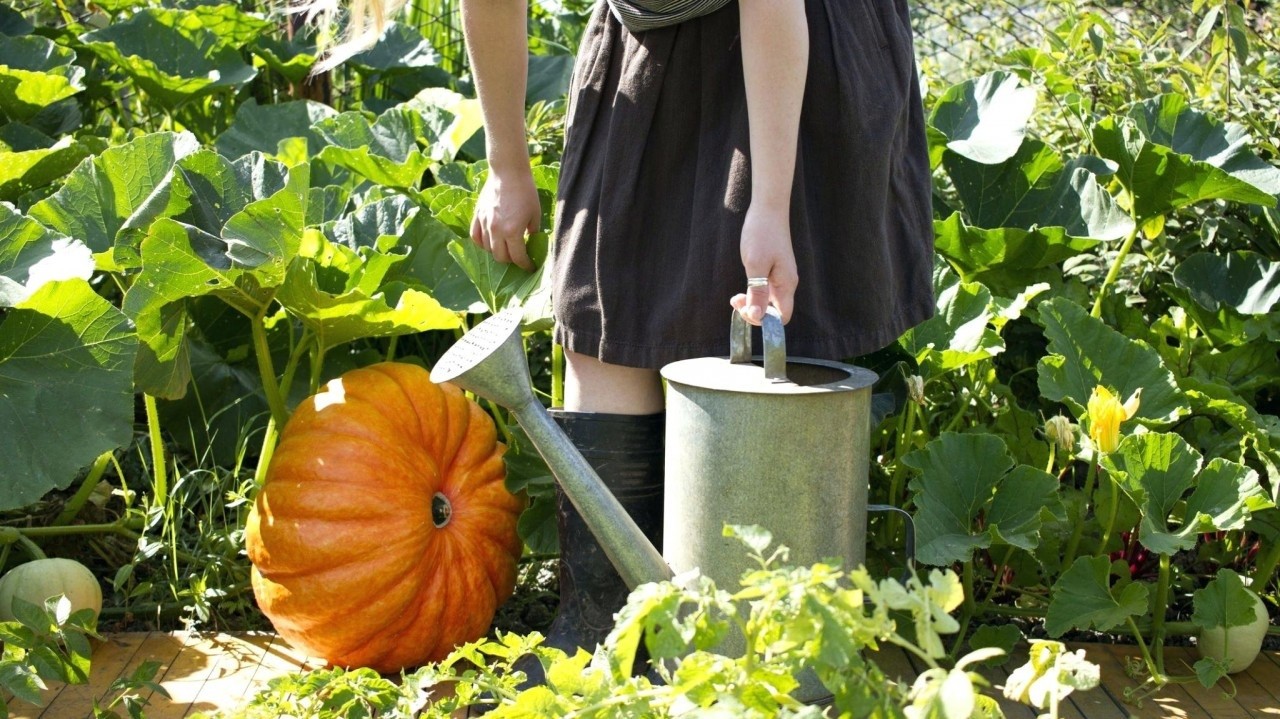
[729,307,787,380]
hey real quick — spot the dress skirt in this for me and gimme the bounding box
[550,0,936,370]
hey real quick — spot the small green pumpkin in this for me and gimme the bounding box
[0,558,102,624]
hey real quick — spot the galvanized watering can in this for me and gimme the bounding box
[432,307,911,701]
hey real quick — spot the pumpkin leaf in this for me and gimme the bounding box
[314,107,436,189]
[0,128,98,201]
[0,5,33,36]
[1103,433,1270,555]
[215,99,338,161]
[28,131,201,257]
[252,33,320,86]
[276,257,461,351]
[447,233,549,315]
[1128,94,1280,197]
[1045,556,1149,637]
[348,22,446,77]
[943,140,1132,239]
[0,36,85,123]
[156,315,271,468]
[933,213,1099,296]
[1092,114,1275,223]
[0,279,138,511]
[187,3,272,51]
[0,202,93,307]
[1036,296,1187,423]
[386,209,482,312]
[904,433,1061,566]
[526,54,574,105]
[79,8,257,109]
[898,262,1003,379]
[928,71,1037,165]
[1192,569,1257,633]
[1172,251,1280,317]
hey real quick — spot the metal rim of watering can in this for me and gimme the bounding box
[661,309,877,395]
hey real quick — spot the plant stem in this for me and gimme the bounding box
[1091,223,1141,318]
[253,417,279,487]
[975,603,1046,619]
[0,526,48,560]
[1250,536,1280,592]
[53,451,114,526]
[386,335,399,362]
[951,560,977,658]
[1152,553,1172,675]
[982,546,1017,605]
[15,522,139,539]
[309,343,328,395]
[551,342,564,409]
[251,312,290,428]
[1125,616,1166,687]
[1098,467,1121,554]
[1062,458,1099,569]
[144,394,168,508]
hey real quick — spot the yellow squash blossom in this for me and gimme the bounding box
[1086,385,1141,455]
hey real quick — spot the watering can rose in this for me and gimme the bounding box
[1085,386,1140,455]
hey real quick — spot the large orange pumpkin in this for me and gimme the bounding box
[245,362,524,672]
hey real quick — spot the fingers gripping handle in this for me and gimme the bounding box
[730,306,787,381]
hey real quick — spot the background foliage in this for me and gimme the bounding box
[1,0,1278,714]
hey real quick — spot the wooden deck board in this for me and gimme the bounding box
[6,633,1278,717]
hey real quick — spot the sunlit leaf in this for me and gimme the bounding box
[1036,297,1187,423]
[0,279,137,510]
[929,71,1037,165]
[215,99,337,160]
[0,202,93,307]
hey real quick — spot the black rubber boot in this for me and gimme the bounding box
[517,410,664,686]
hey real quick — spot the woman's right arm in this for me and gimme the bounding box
[460,0,541,270]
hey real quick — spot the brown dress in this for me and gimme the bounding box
[550,0,935,370]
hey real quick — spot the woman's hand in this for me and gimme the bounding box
[470,166,541,271]
[731,203,798,325]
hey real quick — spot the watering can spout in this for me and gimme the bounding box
[431,308,673,589]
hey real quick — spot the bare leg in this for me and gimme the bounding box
[564,350,664,414]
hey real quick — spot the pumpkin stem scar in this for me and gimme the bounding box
[432,492,453,528]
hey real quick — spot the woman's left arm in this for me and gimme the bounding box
[732,0,808,325]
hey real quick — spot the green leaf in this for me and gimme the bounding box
[1192,569,1259,631]
[447,233,548,314]
[1103,433,1267,555]
[944,140,1132,240]
[0,660,46,706]
[1092,115,1275,222]
[933,213,1099,296]
[0,130,97,201]
[187,4,272,51]
[1173,251,1280,316]
[898,262,1003,378]
[1103,432,1200,554]
[0,202,93,307]
[276,257,461,351]
[156,331,270,468]
[29,131,201,256]
[1036,296,1187,423]
[1128,94,1280,197]
[1045,556,1149,637]
[315,107,435,188]
[0,36,85,122]
[904,433,1061,565]
[526,54,574,105]
[79,8,257,109]
[0,279,138,511]
[215,99,337,160]
[929,71,1037,164]
[386,209,482,312]
[252,33,319,86]
[0,5,33,36]
[348,22,445,77]
[968,624,1022,662]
